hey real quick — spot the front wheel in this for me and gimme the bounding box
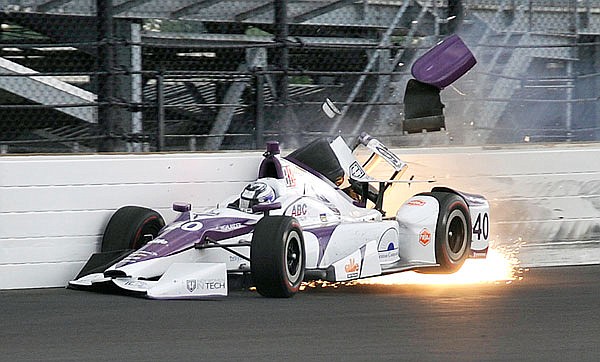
[251,216,305,298]
[101,206,165,252]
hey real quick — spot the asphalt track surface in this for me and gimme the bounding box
[2,265,599,362]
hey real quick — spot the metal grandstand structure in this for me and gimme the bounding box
[0,0,599,152]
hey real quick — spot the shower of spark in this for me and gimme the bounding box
[359,247,523,286]
[300,242,525,290]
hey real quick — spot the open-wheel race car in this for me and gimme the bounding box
[69,34,488,298]
[69,132,490,299]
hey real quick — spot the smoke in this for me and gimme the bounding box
[447,5,599,145]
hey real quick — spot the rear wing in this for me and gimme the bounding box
[404,34,476,134]
[322,35,476,135]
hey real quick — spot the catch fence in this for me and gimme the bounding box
[0,0,599,153]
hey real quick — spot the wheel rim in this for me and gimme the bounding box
[285,230,302,284]
[446,209,467,262]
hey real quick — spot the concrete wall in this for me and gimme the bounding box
[0,152,262,289]
[391,144,600,267]
[2,143,600,289]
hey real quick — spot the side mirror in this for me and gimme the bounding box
[173,202,192,213]
[252,202,282,216]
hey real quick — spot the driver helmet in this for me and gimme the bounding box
[239,181,276,211]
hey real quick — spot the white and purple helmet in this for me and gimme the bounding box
[239,181,276,211]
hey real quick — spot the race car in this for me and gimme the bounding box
[69,132,490,298]
[69,34,487,298]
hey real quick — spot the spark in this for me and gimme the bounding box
[301,244,525,290]
[359,248,521,286]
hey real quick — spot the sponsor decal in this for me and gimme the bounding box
[419,228,431,246]
[283,166,297,187]
[186,279,197,293]
[181,221,204,232]
[121,250,158,263]
[470,249,488,258]
[407,199,426,207]
[345,258,360,278]
[216,223,242,232]
[124,280,150,288]
[185,279,227,293]
[316,194,341,215]
[320,213,328,222]
[378,250,397,262]
[148,238,168,245]
[349,161,366,179]
[201,280,227,290]
[290,203,308,217]
[374,143,404,170]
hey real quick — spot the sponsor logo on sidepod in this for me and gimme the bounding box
[419,228,431,246]
[345,258,360,278]
[408,199,426,207]
[291,203,308,217]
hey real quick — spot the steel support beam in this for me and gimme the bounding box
[235,2,274,22]
[0,57,96,122]
[113,0,154,14]
[97,0,117,151]
[36,0,73,12]
[291,0,356,23]
[171,0,224,18]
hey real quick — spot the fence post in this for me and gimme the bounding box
[97,0,116,152]
[156,73,165,151]
[255,70,265,148]
[274,0,290,143]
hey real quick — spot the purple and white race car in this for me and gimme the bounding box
[69,35,488,299]
[69,133,490,299]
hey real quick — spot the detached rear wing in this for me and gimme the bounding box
[404,35,476,134]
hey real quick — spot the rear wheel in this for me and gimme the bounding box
[251,216,305,298]
[101,206,165,252]
[421,192,471,273]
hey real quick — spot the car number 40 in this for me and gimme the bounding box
[472,212,489,241]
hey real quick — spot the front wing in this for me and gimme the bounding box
[69,262,228,299]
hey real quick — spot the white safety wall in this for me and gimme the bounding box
[390,144,600,267]
[0,152,262,289]
[1,144,600,289]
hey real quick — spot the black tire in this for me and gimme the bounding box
[251,216,305,298]
[101,206,165,253]
[421,192,472,273]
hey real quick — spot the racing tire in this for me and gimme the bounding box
[420,192,472,273]
[101,206,165,253]
[251,216,305,298]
